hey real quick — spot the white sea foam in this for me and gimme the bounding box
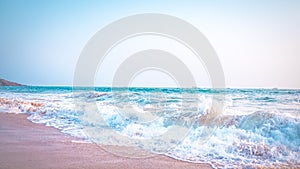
[0,87,299,168]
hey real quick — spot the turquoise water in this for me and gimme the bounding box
[0,86,299,168]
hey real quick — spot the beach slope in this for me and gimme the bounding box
[0,113,212,169]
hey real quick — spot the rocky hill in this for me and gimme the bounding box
[0,78,24,86]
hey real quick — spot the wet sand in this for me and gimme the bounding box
[0,113,212,169]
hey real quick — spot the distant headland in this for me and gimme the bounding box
[0,78,24,86]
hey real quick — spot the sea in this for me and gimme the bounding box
[0,86,299,168]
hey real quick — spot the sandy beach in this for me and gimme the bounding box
[0,113,212,169]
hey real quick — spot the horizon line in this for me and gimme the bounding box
[4,84,300,90]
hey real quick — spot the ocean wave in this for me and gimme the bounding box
[0,87,299,168]
[0,98,43,114]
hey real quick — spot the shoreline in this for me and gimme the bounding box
[0,113,212,169]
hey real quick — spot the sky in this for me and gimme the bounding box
[0,0,299,88]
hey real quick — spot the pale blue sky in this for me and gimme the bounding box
[0,0,299,88]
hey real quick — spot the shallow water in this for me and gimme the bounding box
[0,86,299,168]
